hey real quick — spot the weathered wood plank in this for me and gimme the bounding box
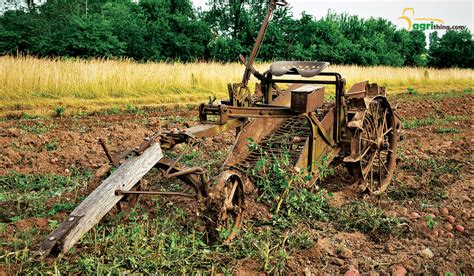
[39,143,163,256]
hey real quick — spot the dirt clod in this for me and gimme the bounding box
[392,265,407,276]
[440,207,449,216]
[344,266,360,276]
[420,248,434,259]
[445,223,453,231]
[455,225,465,233]
[409,212,420,220]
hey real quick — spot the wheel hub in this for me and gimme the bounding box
[376,136,384,150]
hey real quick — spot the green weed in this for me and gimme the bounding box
[243,138,403,239]
[166,116,188,124]
[425,215,437,230]
[39,140,59,152]
[125,104,145,115]
[331,201,407,238]
[401,157,461,187]
[402,114,469,129]
[54,106,65,117]
[18,121,55,134]
[436,127,461,134]
[0,168,91,220]
[407,86,418,95]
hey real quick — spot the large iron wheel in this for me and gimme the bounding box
[206,171,245,244]
[352,98,398,194]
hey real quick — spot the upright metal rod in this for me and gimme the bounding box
[241,0,278,88]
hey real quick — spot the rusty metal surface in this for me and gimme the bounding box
[346,81,368,99]
[35,215,83,259]
[205,170,245,243]
[343,97,398,194]
[290,85,325,113]
[115,190,195,199]
[187,119,244,137]
[37,0,401,257]
[231,116,311,176]
[99,138,115,165]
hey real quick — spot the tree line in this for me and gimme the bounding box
[0,0,472,68]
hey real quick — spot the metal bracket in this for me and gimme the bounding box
[308,113,336,147]
[34,215,82,260]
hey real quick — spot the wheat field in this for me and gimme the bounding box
[1,56,473,114]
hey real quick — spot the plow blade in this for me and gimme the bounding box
[36,142,163,259]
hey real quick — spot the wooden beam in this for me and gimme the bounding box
[37,143,163,258]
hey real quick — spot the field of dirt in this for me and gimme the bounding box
[0,92,472,274]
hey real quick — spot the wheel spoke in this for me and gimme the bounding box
[363,152,377,179]
[370,164,374,188]
[227,180,238,203]
[382,127,393,137]
[361,137,376,144]
[361,145,372,159]
[379,109,387,137]
[381,159,389,174]
[378,150,382,185]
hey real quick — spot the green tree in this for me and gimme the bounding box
[56,15,125,57]
[102,2,149,60]
[428,30,473,68]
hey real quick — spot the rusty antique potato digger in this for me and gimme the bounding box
[37,0,400,258]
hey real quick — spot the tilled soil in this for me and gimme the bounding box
[0,93,472,274]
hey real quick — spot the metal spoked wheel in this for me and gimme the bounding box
[353,98,398,194]
[206,171,245,244]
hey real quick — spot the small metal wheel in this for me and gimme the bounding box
[206,171,245,243]
[352,97,398,194]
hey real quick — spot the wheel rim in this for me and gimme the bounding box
[218,174,244,243]
[357,98,397,194]
[206,171,245,243]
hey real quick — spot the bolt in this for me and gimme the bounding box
[68,217,75,222]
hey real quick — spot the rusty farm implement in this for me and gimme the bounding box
[37,0,400,258]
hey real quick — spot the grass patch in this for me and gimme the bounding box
[435,127,461,134]
[388,156,461,204]
[18,121,56,135]
[0,168,92,221]
[39,140,60,152]
[1,200,315,274]
[330,201,407,238]
[400,157,461,187]
[402,114,469,129]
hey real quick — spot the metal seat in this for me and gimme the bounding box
[269,61,330,78]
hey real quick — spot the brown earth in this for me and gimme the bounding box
[0,93,473,274]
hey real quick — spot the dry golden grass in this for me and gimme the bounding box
[1,56,472,114]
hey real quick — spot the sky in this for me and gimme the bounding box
[192,0,473,34]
